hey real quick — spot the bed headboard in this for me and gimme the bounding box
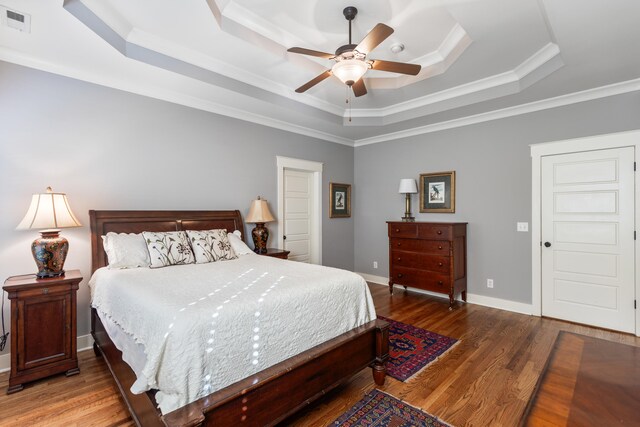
[89,210,245,273]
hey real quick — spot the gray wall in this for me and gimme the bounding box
[355,92,640,304]
[0,61,354,351]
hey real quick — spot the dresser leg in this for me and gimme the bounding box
[388,282,394,295]
[65,367,80,377]
[449,294,455,310]
[7,384,23,394]
[462,290,467,302]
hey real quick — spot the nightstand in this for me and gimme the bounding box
[258,248,290,260]
[3,270,82,394]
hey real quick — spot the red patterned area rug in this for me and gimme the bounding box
[379,316,459,382]
[332,390,452,427]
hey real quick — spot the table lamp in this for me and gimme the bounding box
[246,196,275,253]
[16,187,81,278]
[398,178,418,222]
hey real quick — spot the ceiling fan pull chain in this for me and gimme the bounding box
[346,86,352,122]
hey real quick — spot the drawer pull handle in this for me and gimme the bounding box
[438,262,443,267]
[42,288,49,295]
[395,228,400,232]
[397,258,401,261]
[438,246,443,250]
[437,230,443,235]
[397,273,403,278]
[397,243,401,246]
[437,280,444,286]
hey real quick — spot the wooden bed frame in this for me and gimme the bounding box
[89,210,389,427]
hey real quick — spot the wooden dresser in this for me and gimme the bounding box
[387,222,467,308]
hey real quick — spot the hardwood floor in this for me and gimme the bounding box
[0,283,638,427]
[524,331,640,426]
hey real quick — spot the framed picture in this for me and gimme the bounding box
[419,171,455,213]
[329,182,351,218]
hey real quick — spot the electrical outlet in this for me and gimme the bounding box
[487,279,494,288]
[373,261,378,269]
[517,222,529,232]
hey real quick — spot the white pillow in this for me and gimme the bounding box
[102,233,151,269]
[142,231,196,268]
[228,230,255,256]
[186,229,237,263]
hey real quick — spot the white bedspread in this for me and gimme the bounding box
[89,256,376,414]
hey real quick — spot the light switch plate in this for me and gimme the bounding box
[517,222,529,232]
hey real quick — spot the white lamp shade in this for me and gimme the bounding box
[16,187,81,230]
[246,198,275,223]
[331,59,368,85]
[398,179,418,194]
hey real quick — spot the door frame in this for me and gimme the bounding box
[276,156,323,265]
[530,129,640,336]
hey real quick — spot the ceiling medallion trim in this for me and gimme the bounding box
[65,1,564,126]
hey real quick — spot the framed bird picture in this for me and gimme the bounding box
[329,182,351,218]
[419,171,455,213]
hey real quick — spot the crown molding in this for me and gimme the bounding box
[0,47,354,147]
[353,77,640,146]
[348,43,562,121]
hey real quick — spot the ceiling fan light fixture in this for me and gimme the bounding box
[331,59,368,86]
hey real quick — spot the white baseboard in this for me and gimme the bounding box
[0,334,94,374]
[357,272,534,315]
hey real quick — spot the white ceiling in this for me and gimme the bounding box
[1,0,639,145]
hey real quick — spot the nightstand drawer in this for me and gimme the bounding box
[13,284,72,299]
[391,251,450,273]
[390,238,450,254]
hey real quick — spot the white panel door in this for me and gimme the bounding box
[541,147,635,332]
[283,169,312,262]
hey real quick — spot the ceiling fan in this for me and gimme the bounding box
[287,6,422,97]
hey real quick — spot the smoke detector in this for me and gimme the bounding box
[1,6,31,33]
[390,43,405,54]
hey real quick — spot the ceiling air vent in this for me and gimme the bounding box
[1,5,31,33]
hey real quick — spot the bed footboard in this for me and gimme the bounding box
[92,308,388,427]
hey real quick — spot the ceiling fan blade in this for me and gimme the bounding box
[287,47,335,59]
[295,70,332,93]
[355,23,394,54]
[370,59,421,76]
[352,78,367,97]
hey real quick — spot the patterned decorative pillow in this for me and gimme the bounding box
[186,229,237,263]
[142,231,195,268]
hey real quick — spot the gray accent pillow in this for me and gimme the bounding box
[186,229,237,263]
[142,231,195,268]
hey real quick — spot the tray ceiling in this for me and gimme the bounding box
[1,0,639,145]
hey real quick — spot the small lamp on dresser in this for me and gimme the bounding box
[398,179,418,222]
[246,196,275,253]
[16,186,82,278]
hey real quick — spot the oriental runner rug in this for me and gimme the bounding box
[379,316,458,381]
[332,390,452,427]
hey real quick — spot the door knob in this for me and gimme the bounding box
[283,235,287,240]
[544,242,551,247]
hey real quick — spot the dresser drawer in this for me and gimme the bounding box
[391,267,450,293]
[391,251,450,273]
[417,225,452,240]
[390,238,450,254]
[388,223,418,238]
